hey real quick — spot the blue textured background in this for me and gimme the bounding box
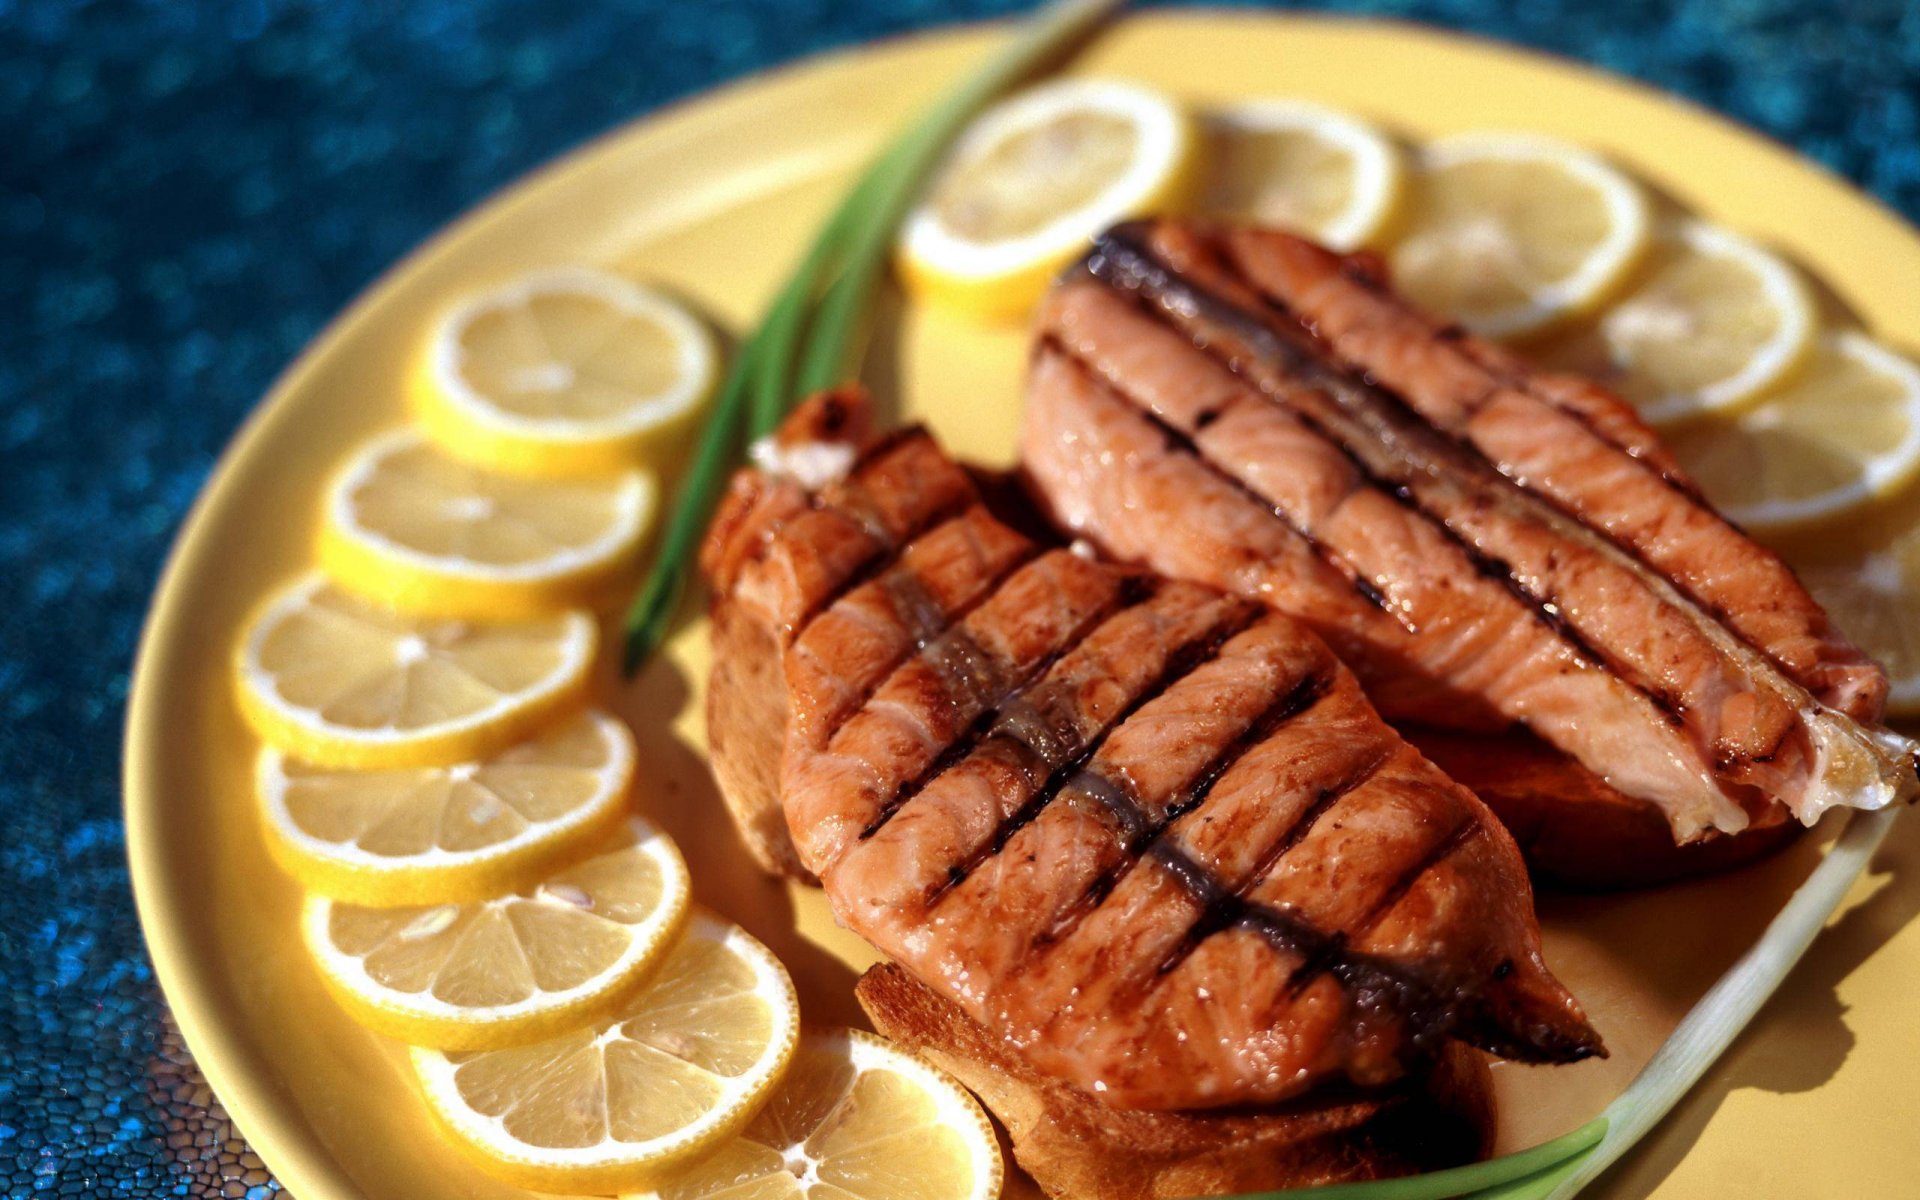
[4,0,1918,1194]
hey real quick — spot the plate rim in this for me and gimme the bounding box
[121,10,1920,1199]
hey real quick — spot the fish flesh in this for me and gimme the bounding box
[1021,220,1917,844]
[704,390,1599,1110]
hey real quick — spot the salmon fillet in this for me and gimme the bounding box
[705,390,1598,1111]
[1022,221,1916,844]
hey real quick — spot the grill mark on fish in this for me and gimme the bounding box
[1036,668,1336,948]
[1085,229,1844,788]
[1196,225,1899,725]
[1356,817,1482,942]
[1062,759,1517,1060]
[814,539,1047,749]
[1152,745,1391,978]
[1038,332,1398,623]
[925,606,1264,904]
[854,573,1156,844]
[1052,331,1616,670]
[787,495,976,643]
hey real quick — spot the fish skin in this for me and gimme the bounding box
[706,391,1599,1111]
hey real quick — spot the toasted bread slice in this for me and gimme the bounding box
[1404,726,1800,890]
[857,963,1494,1200]
[706,592,813,882]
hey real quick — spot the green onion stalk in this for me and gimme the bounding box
[623,0,1122,674]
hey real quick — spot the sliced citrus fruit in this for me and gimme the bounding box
[259,708,636,904]
[412,913,801,1193]
[1577,219,1817,426]
[899,78,1197,320]
[305,816,691,1050]
[1666,332,1920,532]
[626,1027,1002,1200]
[1388,132,1650,339]
[1200,99,1405,251]
[415,268,718,478]
[235,573,595,769]
[319,427,656,619]
[1786,474,1920,719]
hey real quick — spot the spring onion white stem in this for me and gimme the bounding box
[1536,806,1899,1199]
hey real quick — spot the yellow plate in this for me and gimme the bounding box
[124,12,1920,1200]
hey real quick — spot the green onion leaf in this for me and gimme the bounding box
[623,0,1121,674]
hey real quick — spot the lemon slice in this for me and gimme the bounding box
[412,913,801,1193]
[319,428,656,619]
[1666,333,1920,532]
[1201,99,1405,251]
[1796,504,1920,718]
[1588,220,1817,426]
[633,1021,1006,1200]
[626,1027,1002,1200]
[1388,132,1651,339]
[416,269,718,478]
[305,817,691,1049]
[899,78,1197,320]
[259,708,636,904]
[236,573,595,769]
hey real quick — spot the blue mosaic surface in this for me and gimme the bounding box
[3,0,1918,1194]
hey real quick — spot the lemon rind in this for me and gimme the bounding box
[1205,98,1406,252]
[1715,332,1920,532]
[1413,131,1652,339]
[1622,219,1819,428]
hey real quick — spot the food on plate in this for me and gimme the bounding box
[303,816,691,1049]
[1022,220,1916,862]
[320,427,657,619]
[898,78,1197,320]
[234,572,597,769]
[1543,219,1816,427]
[858,963,1491,1199]
[414,268,718,478]
[624,1026,1003,1200]
[702,390,1597,1188]
[410,912,800,1193]
[1200,99,1406,251]
[1663,330,1920,531]
[257,708,636,905]
[1387,132,1651,339]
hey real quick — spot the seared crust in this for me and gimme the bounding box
[857,963,1494,1199]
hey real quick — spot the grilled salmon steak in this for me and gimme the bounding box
[1022,220,1918,846]
[703,390,1598,1110]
